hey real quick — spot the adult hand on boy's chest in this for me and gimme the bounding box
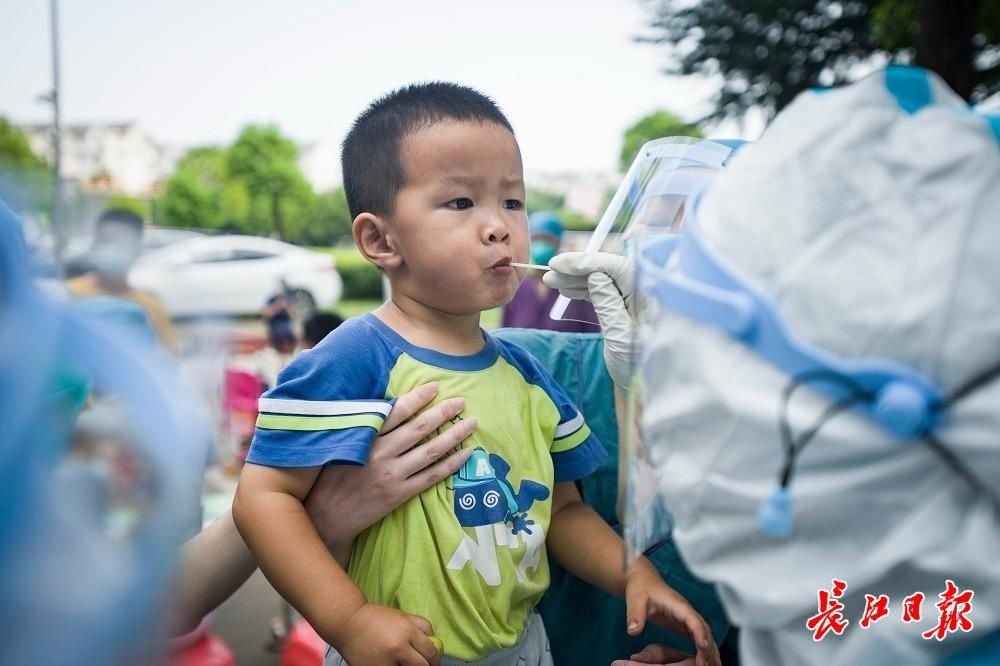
[306,382,477,546]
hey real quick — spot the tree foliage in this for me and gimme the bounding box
[526,188,565,213]
[226,125,313,241]
[639,0,1000,122]
[0,117,47,171]
[300,187,352,246]
[619,110,703,171]
[159,126,352,244]
[0,116,52,216]
[162,146,248,232]
[525,188,600,232]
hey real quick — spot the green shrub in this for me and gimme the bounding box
[105,194,149,219]
[560,209,596,231]
[313,246,383,300]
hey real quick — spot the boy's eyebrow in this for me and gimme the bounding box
[439,175,479,186]
[436,175,525,188]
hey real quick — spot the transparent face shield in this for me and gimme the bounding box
[549,137,736,324]
[621,229,689,563]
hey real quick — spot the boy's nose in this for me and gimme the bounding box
[483,214,511,244]
[487,229,510,243]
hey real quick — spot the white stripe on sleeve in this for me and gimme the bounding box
[554,411,585,439]
[257,398,392,417]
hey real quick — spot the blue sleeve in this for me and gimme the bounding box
[496,337,607,482]
[246,317,397,468]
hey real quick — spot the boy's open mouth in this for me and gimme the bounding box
[490,256,514,275]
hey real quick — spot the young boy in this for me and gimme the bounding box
[233,83,719,666]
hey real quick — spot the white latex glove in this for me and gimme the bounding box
[543,251,636,388]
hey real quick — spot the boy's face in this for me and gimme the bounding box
[386,120,528,314]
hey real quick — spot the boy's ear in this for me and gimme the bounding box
[353,213,402,270]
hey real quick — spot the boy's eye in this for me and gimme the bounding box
[502,199,524,210]
[446,198,474,210]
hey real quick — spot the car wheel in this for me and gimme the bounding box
[289,289,316,319]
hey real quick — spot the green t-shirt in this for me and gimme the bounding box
[248,314,606,660]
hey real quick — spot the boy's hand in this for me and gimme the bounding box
[623,559,721,666]
[335,603,441,666]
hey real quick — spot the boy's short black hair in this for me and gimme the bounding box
[341,82,514,220]
[96,208,144,233]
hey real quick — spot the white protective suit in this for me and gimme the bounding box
[643,68,1000,665]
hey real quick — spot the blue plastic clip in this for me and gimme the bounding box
[758,484,794,539]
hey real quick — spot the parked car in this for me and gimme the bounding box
[44,227,204,278]
[129,235,342,318]
[141,227,205,253]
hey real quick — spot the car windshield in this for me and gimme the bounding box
[136,237,294,266]
[136,239,203,265]
[142,228,203,252]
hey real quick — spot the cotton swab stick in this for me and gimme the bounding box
[510,262,550,271]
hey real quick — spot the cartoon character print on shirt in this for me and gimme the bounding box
[441,416,551,586]
[452,447,549,535]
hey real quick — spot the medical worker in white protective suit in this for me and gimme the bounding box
[544,66,1000,665]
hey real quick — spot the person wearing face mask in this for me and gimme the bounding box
[66,208,178,352]
[501,211,599,332]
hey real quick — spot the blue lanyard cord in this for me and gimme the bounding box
[923,432,1000,514]
[777,371,872,487]
[946,358,1000,404]
[921,358,1000,514]
[775,366,1000,512]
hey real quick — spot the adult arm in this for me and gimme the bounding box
[168,508,258,636]
[167,382,474,635]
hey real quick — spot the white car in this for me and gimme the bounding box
[141,227,205,254]
[130,235,342,318]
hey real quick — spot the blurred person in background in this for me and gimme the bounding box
[264,283,296,330]
[261,316,298,387]
[302,311,345,349]
[230,290,303,392]
[227,310,299,403]
[222,295,304,466]
[501,211,599,332]
[66,208,178,352]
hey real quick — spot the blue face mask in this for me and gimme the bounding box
[529,240,558,267]
[91,246,136,277]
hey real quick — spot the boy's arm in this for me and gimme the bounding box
[233,463,441,665]
[547,481,631,595]
[547,482,720,666]
[232,463,365,643]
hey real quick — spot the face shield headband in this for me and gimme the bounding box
[636,190,1000,539]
